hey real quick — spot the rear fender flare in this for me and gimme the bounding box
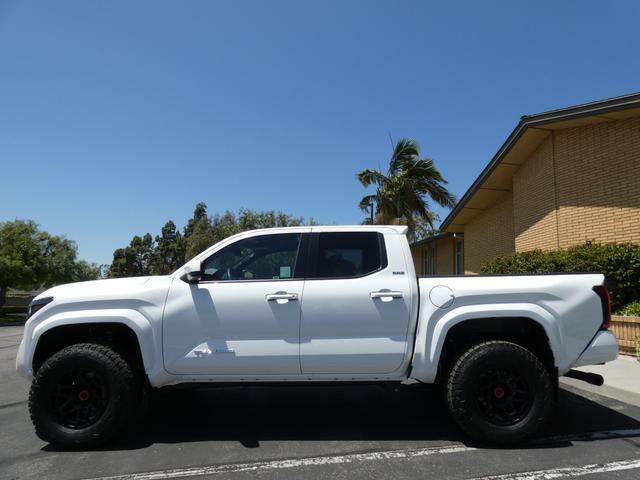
[411,303,562,383]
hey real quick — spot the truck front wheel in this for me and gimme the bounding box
[28,343,138,448]
[446,340,553,445]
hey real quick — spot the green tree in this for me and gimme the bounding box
[183,202,208,239]
[150,221,186,275]
[237,208,308,230]
[109,203,316,276]
[407,213,441,244]
[73,260,100,282]
[109,233,154,278]
[184,203,218,261]
[0,220,98,310]
[182,206,311,260]
[357,138,456,235]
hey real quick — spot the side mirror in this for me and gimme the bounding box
[180,266,203,284]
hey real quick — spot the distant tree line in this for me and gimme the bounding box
[0,220,99,311]
[108,203,315,278]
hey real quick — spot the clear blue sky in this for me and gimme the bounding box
[1,1,639,265]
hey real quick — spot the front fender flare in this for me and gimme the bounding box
[26,309,159,377]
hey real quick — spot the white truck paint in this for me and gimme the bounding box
[17,225,622,447]
[17,225,617,387]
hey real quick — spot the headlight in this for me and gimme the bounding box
[27,296,54,319]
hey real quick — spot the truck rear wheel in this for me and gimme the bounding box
[28,343,138,448]
[446,340,553,445]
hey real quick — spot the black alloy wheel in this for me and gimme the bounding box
[51,367,109,429]
[476,367,533,427]
[446,340,553,445]
[29,343,140,448]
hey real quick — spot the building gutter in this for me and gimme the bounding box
[410,231,463,248]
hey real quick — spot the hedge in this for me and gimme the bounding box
[480,242,640,311]
[619,300,640,317]
[0,305,28,314]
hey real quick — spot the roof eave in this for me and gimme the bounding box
[440,91,640,232]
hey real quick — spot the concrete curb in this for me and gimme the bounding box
[0,321,25,327]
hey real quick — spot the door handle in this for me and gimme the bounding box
[266,292,298,302]
[370,291,403,300]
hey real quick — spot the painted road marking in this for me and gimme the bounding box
[82,444,476,480]
[466,458,640,480]
[81,429,640,480]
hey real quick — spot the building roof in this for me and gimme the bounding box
[440,91,640,232]
[410,231,463,248]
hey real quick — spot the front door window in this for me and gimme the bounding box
[202,233,302,281]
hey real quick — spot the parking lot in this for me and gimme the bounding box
[1,325,639,480]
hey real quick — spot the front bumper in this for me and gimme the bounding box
[572,330,619,368]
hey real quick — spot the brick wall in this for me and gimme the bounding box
[464,192,515,273]
[436,238,455,275]
[513,135,560,251]
[409,237,456,275]
[554,117,640,246]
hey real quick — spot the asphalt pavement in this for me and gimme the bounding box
[1,325,639,480]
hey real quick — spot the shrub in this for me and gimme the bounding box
[0,305,28,314]
[618,300,640,317]
[481,241,640,311]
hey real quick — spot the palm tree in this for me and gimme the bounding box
[356,138,456,232]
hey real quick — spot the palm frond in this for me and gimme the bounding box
[405,159,457,208]
[356,169,387,188]
[357,137,455,230]
[389,138,419,174]
[358,194,377,212]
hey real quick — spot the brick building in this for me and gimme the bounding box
[411,92,640,275]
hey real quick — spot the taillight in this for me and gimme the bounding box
[592,285,611,330]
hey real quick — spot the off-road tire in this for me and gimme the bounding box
[28,343,138,449]
[446,340,553,445]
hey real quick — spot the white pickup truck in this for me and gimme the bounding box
[17,225,618,448]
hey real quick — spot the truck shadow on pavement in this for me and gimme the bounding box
[44,384,640,452]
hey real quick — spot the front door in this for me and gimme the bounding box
[163,231,307,375]
[299,231,412,375]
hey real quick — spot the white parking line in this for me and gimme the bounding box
[466,458,640,480]
[81,429,640,480]
[82,444,475,480]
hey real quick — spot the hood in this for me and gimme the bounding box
[35,276,155,303]
[25,275,175,329]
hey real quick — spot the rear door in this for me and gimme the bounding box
[299,231,412,374]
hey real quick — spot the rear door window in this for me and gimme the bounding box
[309,232,386,279]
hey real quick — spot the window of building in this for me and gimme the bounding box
[310,232,386,279]
[454,238,464,275]
[201,233,301,281]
